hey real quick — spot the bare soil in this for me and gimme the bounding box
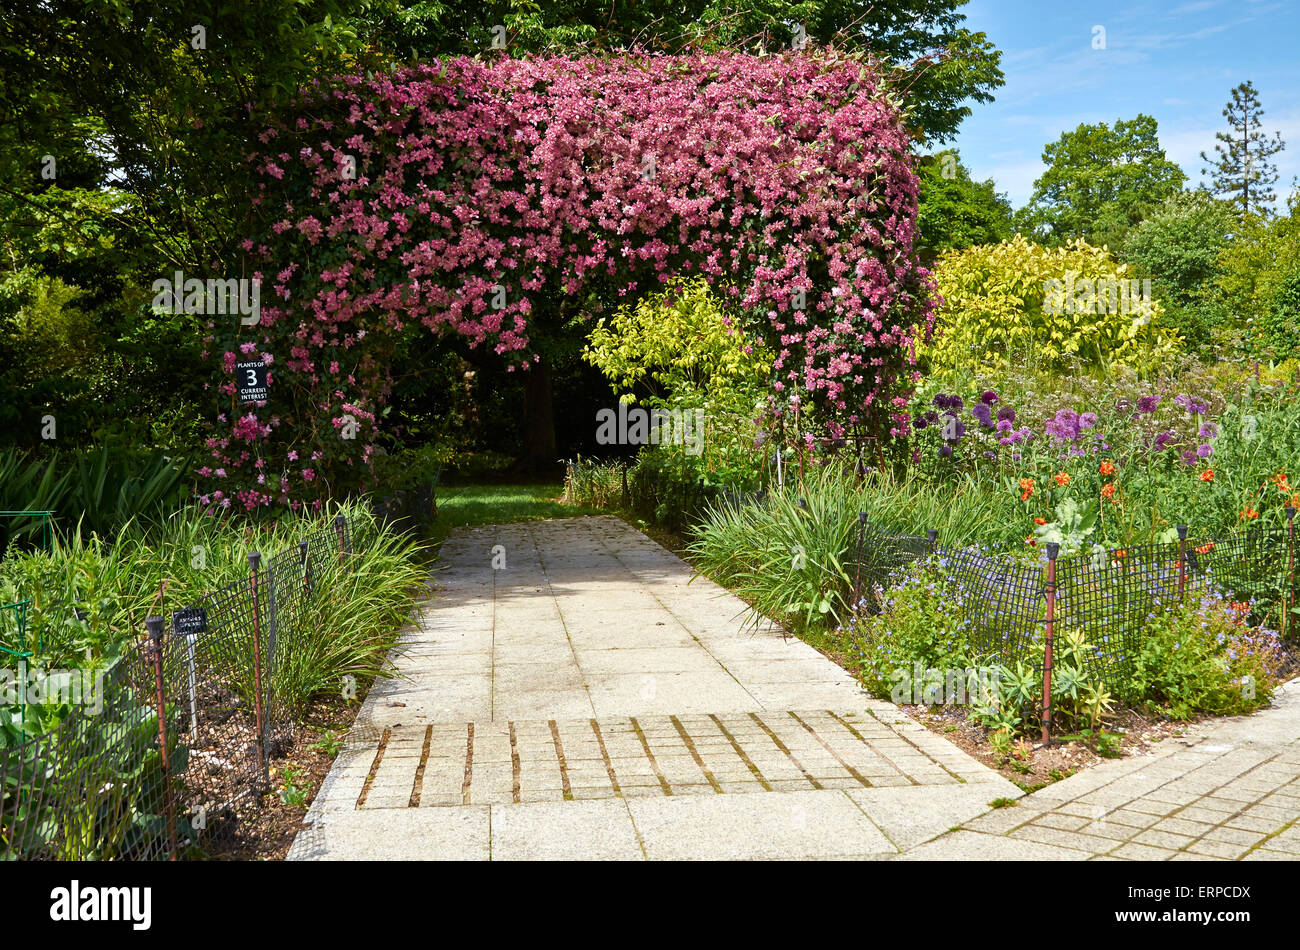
[194,696,360,861]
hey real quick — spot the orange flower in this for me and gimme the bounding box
[1114,549,1127,559]
[1272,472,1291,493]
[1200,470,1214,482]
[1034,517,1047,525]
[1018,477,1035,501]
[1100,482,1116,498]
[1099,460,1116,476]
[1290,494,1300,507]
[1195,542,1215,555]
[1053,471,1070,486]
[1242,506,1259,520]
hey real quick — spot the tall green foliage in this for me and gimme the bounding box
[1016,115,1186,250]
[916,150,1013,263]
[925,235,1180,376]
[584,277,772,489]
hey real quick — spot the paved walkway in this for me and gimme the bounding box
[289,515,1300,861]
[289,516,1021,860]
[908,678,1300,861]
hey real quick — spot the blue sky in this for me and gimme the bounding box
[949,0,1300,211]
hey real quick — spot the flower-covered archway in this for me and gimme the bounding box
[202,51,935,510]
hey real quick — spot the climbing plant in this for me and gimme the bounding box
[203,51,935,510]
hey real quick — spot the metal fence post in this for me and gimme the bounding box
[853,512,866,604]
[145,616,178,860]
[1287,507,1296,640]
[335,513,349,567]
[300,539,312,597]
[1041,542,1059,747]
[247,552,267,786]
[1176,524,1188,603]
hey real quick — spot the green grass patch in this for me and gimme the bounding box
[431,483,600,548]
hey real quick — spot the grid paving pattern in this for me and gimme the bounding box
[341,709,984,810]
[904,678,1300,861]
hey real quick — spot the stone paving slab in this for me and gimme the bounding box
[304,708,998,816]
[910,678,1300,861]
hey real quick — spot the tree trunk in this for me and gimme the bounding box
[517,354,558,474]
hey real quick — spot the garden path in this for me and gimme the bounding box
[288,515,1020,859]
[907,679,1300,860]
[289,515,1300,860]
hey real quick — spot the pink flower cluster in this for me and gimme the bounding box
[207,51,934,506]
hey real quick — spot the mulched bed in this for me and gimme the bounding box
[189,696,360,861]
[901,701,1203,790]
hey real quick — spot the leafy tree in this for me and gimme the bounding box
[916,150,1012,263]
[1201,80,1286,220]
[1016,115,1186,250]
[0,1,381,449]
[1119,190,1238,352]
[584,277,772,488]
[1212,191,1300,356]
[1121,191,1237,305]
[1256,266,1300,362]
[365,0,1004,144]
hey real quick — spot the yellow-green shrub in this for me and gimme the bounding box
[924,235,1181,375]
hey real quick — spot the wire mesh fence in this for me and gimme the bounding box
[848,509,1299,703]
[0,513,375,861]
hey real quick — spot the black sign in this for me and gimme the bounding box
[236,360,268,403]
[172,607,208,638]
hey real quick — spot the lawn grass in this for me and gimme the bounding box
[430,483,600,549]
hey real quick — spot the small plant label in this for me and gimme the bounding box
[236,360,269,403]
[172,607,208,638]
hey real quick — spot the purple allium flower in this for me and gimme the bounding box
[1188,397,1208,415]
[938,443,953,458]
[1196,442,1214,458]
[1181,449,1197,466]
[1045,408,1082,441]
[1199,422,1219,439]
[981,390,998,405]
[1137,395,1161,413]
[1154,431,1176,451]
[996,419,1013,433]
[1080,412,1097,429]
[997,406,1016,423]
[972,402,994,428]
[913,416,928,430]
